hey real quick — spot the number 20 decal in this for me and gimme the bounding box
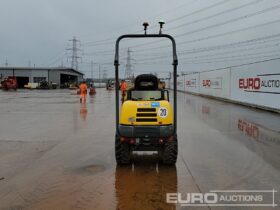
[158,107,168,118]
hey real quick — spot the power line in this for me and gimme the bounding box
[42,49,65,66]
[134,18,280,52]
[86,34,280,59]
[166,0,263,32]
[82,0,232,47]
[88,33,280,65]
[177,3,280,38]
[82,1,271,55]
[76,2,280,71]
[81,0,200,46]
[134,39,280,62]
[181,57,280,73]
[129,3,280,49]
[82,31,280,58]
[181,43,280,59]
[47,1,279,70]
[178,35,280,54]
[181,54,280,64]
[84,14,280,57]
[47,54,65,67]
[167,0,232,24]
[182,49,280,62]
[136,52,280,65]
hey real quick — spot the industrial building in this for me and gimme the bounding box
[0,67,84,88]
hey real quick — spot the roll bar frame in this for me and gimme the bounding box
[114,34,178,136]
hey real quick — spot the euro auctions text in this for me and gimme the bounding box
[166,189,277,207]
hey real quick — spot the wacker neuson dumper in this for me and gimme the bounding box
[114,22,178,165]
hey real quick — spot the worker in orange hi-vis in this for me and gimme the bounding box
[119,80,128,103]
[79,81,88,103]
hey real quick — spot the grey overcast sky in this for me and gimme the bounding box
[1,0,280,78]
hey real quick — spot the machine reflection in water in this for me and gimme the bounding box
[115,155,177,210]
[184,93,280,169]
[80,102,88,121]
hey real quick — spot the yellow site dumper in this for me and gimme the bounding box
[114,22,178,165]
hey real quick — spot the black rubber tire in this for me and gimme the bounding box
[115,136,131,165]
[162,140,178,165]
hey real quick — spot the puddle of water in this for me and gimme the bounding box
[83,165,106,174]
[72,164,106,175]
[114,155,178,210]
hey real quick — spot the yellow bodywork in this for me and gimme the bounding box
[120,100,173,125]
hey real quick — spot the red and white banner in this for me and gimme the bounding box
[177,59,280,111]
[231,59,280,110]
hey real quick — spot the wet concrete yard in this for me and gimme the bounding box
[0,89,279,210]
